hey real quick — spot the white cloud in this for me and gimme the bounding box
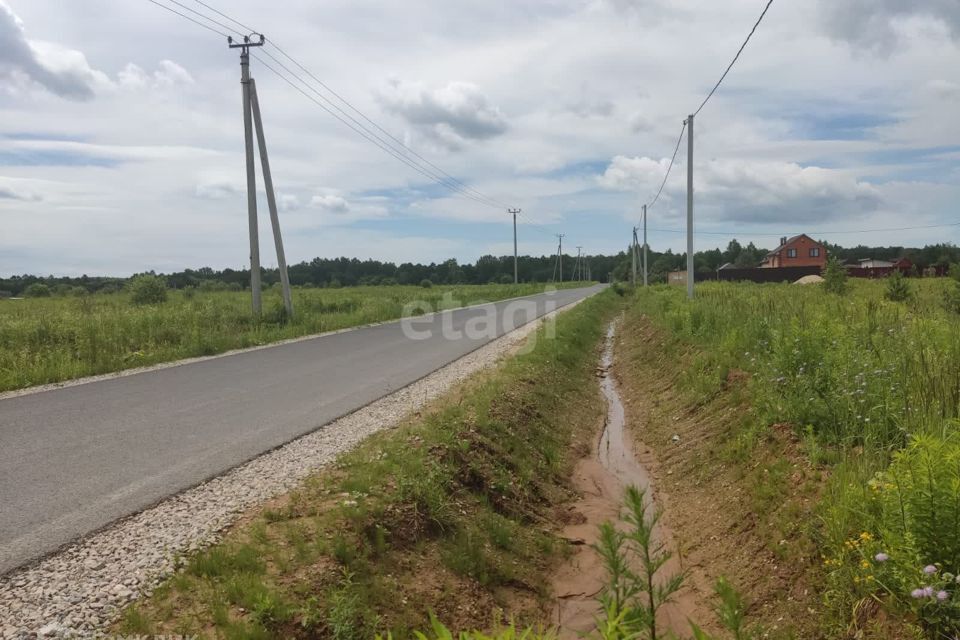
[309,194,349,213]
[600,156,883,224]
[0,1,104,99]
[117,60,193,91]
[377,78,508,150]
[277,193,300,212]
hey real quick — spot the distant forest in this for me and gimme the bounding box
[4,241,960,296]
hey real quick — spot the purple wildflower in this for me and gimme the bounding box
[924,565,938,575]
[874,552,889,562]
[923,586,935,597]
[937,590,949,601]
[912,588,925,599]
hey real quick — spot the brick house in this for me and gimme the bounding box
[760,234,827,269]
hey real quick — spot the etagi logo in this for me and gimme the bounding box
[400,288,558,353]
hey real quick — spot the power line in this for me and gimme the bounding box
[254,48,503,210]
[144,0,229,37]
[193,0,256,34]
[693,0,775,117]
[162,0,240,36]
[251,54,501,210]
[645,121,687,214]
[144,0,517,214]
[264,42,510,210]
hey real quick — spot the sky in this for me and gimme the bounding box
[0,0,958,277]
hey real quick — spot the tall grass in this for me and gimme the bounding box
[632,279,960,637]
[0,283,581,392]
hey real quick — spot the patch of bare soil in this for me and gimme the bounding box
[613,313,825,639]
[549,321,709,638]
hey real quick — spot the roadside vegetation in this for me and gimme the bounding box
[626,277,960,638]
[0,282,587,393]
[115,288,620,638]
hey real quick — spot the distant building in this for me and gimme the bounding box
[855,258,894,269]
[760,234,827,269]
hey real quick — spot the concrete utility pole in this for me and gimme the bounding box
[553,233,564,282]
[685,115,695,300]
[250,79,293,318]
[642,203,649,287]
[508,208,521,284]
[555,234,565,283]
[575,246,582,281]
[631,227,638,286]
[230,34,294,318]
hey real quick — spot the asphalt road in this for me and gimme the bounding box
[0,284,602,574]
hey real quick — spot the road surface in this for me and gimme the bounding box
[0,285,602,574]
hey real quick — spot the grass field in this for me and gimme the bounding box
[0,282,586,393]
[631,277,960,638]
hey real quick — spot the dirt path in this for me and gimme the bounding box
[549,320,704,638]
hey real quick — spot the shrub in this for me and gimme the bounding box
[127,275,168,305]
[884,270,911,302]
[23,283,51,298]
[822,257,848,295]
[823,435,960,639]
[420,279,433,289]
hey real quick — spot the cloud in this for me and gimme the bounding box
[819,0,960,52]
[599,156,883,223]
[277,193,300,212]
[377,78,508,150]
[927,79,960,99]
[0,184,39,201]
[0,1,102,99]
[118,60,193,91]
[309,194,349,213]
[195,181,241,200]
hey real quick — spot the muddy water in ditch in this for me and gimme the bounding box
[550,320,698,637]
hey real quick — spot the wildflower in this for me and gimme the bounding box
[875,552,889,562]
[937,590,949,601]
[924,565,938,575]
[860,560,870,569]
[859,532,873,541]
[923,586,935,598]
[912,588,926,599]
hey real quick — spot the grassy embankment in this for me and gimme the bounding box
[0,282,587,393]
[621,278,960,639]
[114,288,621,638]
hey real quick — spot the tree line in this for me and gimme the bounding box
[4,241,960,297]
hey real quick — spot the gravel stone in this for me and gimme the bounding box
[0,302,581,638]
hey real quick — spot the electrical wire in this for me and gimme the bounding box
[645,121,686,214]
[193,0,257,34]
[265,42,510,210]
[251,54,503,209]
[693,0,775,117]
[144,0,518,214]
[255,48,504,210]
[144,0,228,37]
[160,0,240,37]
